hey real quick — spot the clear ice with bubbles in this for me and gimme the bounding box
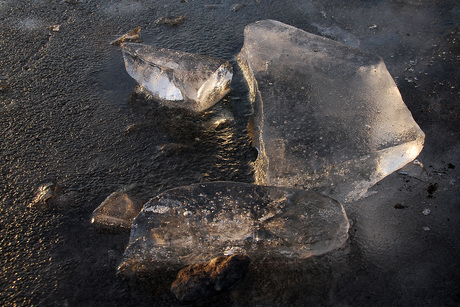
[118,182,349,276]
[237,20,425,202]
[121,43,233,112]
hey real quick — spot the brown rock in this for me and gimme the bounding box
[171,254,251,302]
[110,27,142,46]
[155,16,185,27]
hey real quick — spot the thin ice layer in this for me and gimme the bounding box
[121,43,232,112]
[118,182,349,276]
[237,20,425,202]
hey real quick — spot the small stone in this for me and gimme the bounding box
[155,16,185,27]
[423,226,430,231]
[426,183,438,195]
[171,254,251,302]
[422,208,431,216]
[232,4,245,12]
[0,75,8,92]
[394,204,406,209]
[47,24,60,32]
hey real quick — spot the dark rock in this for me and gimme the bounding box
[171,254,251,302]
[427,183,438,195]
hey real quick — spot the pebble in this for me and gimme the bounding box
[171,254,251,302]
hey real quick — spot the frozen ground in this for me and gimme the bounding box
[0,0,459,305]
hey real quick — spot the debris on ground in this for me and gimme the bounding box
[156,16,185,27]
[0,75,7,92]
[110,26,142,46]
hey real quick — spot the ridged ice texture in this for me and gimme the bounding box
[121,43,232,112]
[237,20,425,202]
[118,182,349,276]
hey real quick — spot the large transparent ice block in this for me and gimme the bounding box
[118,182,349,276]
[237,20,425,202]
[121,43,233,112]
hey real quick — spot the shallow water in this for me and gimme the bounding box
[1,0,459,305]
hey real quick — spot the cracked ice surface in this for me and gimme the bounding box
[121,43,232,112]
[118,182,349,276]
[237,20,425,202]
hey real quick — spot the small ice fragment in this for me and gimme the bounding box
[237,20,425,202]
[118,182,349,276]
[369,24,378,30]
[91,192,142,230]
[422,208,431,215]
[110,26,141,46]
[121,43,233,112]
[423,226,430,231]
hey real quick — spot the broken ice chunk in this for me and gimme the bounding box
[237,20,425,202]
[118,182,349,276]
[121,43,233,112]
[91,192,142,231]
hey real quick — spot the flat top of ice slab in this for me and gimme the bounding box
[242,20,423,155]
[238,20,424,201]
[118,182,349,276]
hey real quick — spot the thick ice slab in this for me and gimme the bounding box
[118,182,349,276]
[237,20,425,202]
[121,43,233,112]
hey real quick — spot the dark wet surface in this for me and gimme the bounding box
[1,0,459,305]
